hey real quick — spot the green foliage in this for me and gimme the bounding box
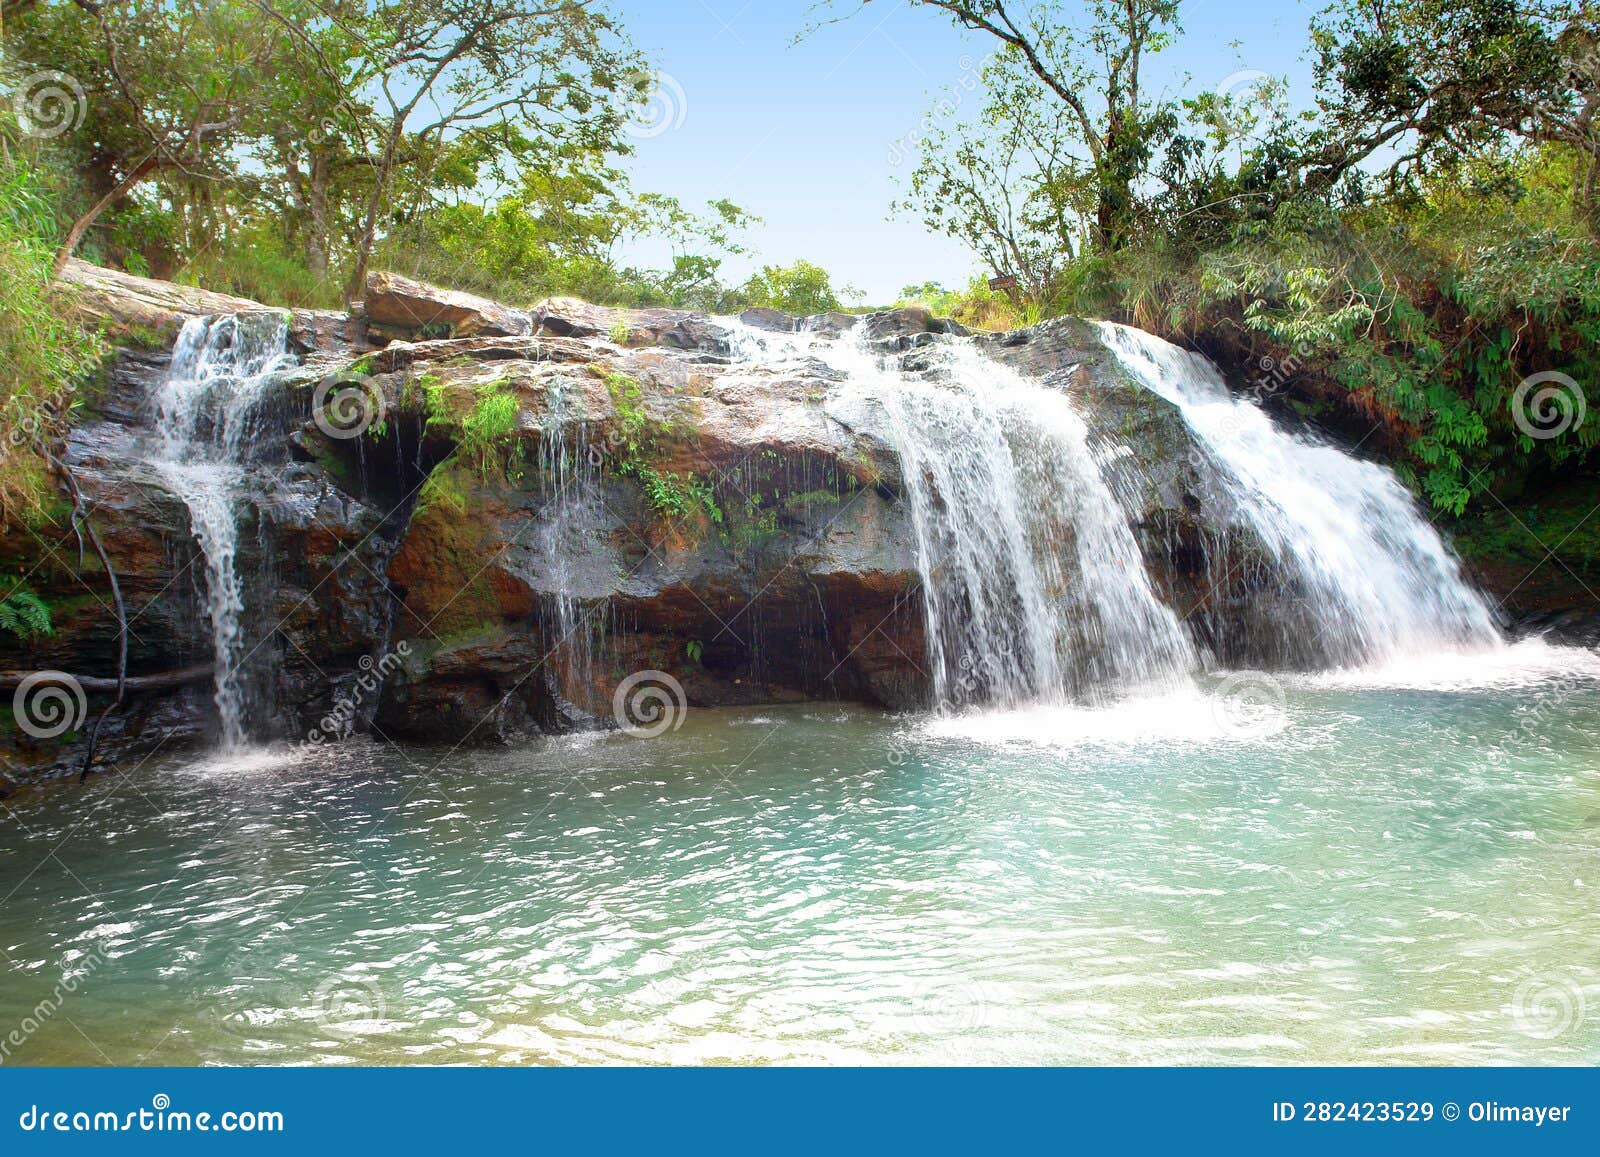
[623,463,723,526]
[415,373,522,481]
[685,639,704,664]
[0,161,104,527]
[732,260,856,315]
[880,0,1599,517]
[0,586,54,641]
[896,277,1027,331]
[459,384,521,480]
[603,371,652,458]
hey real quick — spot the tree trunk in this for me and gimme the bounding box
[0,665,212,694]
[344,123,404,306]
[306,151,331,279]
[51,155,158,277]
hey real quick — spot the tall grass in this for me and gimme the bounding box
[0,162,105,528]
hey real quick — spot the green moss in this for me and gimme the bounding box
[415,373,522,480]
[416,460,470,517]
[459,384,520,478]
[783,489,841,511]
[103,321,174,351]
[1451,482,1600,577]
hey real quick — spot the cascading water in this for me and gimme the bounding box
[724,322,1197,706]
[1097,322,1503,668]
[148,313,296,747]
[537,377,605,702]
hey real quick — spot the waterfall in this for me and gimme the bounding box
[725,323,1197,706]
[1097,322,1503,667]
[149,314,296,747]
[537,377,604,704]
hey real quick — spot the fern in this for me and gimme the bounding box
[0,587,53,640]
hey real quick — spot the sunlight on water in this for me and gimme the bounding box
[3,673,1598,1066]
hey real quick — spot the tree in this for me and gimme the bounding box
[735,259,854,314]
[1304,0,1600,235]
[329,0,642,304]
[896,50,1094,301]
[860,0,1184,252]
[6,0,292,275]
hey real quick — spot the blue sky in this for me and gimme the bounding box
[617,0,1320,302]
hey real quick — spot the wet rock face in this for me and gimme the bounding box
[3,267,1341,784]
[2,275,941,779]
[981,318,1327,670]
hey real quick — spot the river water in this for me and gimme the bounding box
[3,644,1597,1065]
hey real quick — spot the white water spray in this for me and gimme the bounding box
[148,314,295,747]
[1098,322,1502,668]
[724,322,1197,706]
